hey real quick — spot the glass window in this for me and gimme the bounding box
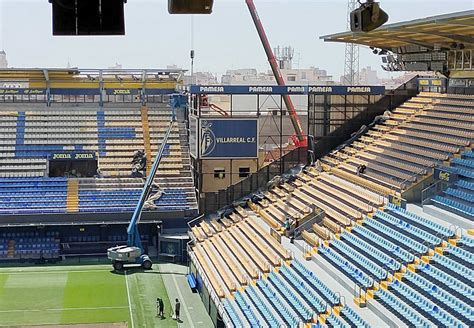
[214,168,225,179]
[463,50,471,70]
[239,167,250,178]
[447,51,455,70]
[456,51,463,69]
[160,241,178,255]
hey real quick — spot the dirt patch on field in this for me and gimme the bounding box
[7,323,128,328]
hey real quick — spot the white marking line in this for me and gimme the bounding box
[0,269,111,275]
[125,270,135,328]
[0,306,128,313]
[171,272,195,328]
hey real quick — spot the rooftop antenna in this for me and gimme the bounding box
[344,0,360,85]
[274,46,294,70]
[190,15,195,84]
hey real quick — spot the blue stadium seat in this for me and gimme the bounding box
[329,238,387,280]
[376,210,442,246]
[386,204,455,238]
[244,286,279,327]
[364,218,428,254]
[256,279,300,327]
[389,279,464,327]
[290,260,340,305]
[222,299,246,328]
[279,265,327,313]
[351,225,414,263]
[318,245,373,288]
[432,195,474,216]
[268,272,313,321]
[374,288,430,327]
[403,271,473,323]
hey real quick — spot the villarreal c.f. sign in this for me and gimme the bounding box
[200,119,258,158]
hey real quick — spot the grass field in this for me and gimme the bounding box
[0,264,177,328]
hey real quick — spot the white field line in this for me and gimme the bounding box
[171,273,195,328]
[0,306,128,313]
[0,269,111,275]
[125,270,135,328]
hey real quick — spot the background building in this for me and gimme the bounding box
[0,50,8,68]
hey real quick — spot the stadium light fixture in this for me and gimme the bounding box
[50,0,127,35]
[350,0,388,33]
[168,0,214,14]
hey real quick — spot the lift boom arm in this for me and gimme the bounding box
[245,0,305,143]
[127,120,175,250]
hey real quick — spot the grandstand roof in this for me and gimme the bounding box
[0,68,186,89]
[321,10,474,52]
[0,68,186,81]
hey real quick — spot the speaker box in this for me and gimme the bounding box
[51,0,125,35]
[350,2,388,33]
[168,0,214,14]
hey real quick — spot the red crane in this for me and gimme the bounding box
[245,0,307,147]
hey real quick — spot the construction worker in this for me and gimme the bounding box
[157,297,164,318]
[174,298,181,321]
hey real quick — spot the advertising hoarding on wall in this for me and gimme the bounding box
[199,118,258,159]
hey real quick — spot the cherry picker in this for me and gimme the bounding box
[107,120,175,271]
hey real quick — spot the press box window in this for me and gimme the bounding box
[239,167,250,178]
[214,168,225,179]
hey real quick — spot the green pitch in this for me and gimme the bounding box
[0,264,176,328]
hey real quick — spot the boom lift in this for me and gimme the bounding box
[107,120,175,271]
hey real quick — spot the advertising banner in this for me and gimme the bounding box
[200,118,258,158]
[188,85,385,95]
[48,152,96,161]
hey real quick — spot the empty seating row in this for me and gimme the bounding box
[386,204,455,238]
[351,224,414,263]
[364,217,428,254]
[318,245,373,288]
[403,271,472,323]
[388,279,463,327]
[374,288,430,327]
[375,210,442,246]
[329,238,387,280]
[432,195,474,216]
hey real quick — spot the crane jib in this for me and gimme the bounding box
[245,0,305,142]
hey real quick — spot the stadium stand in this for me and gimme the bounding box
[188,207,376,327]
[0,102,197,216]
[431,149,474,219]
[0,231,60,260]
[188,92,473,327]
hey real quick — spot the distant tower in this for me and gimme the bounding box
[343,0,359,85]
[274,46,294,70]
[0,50,8,68]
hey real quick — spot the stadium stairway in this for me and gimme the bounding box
[66,179,79,213]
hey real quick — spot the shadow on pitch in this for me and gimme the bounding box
[110,267,186,276]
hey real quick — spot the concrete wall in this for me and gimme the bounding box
[200,158,258,193]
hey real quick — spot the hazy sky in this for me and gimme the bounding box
[0,0,473,79]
